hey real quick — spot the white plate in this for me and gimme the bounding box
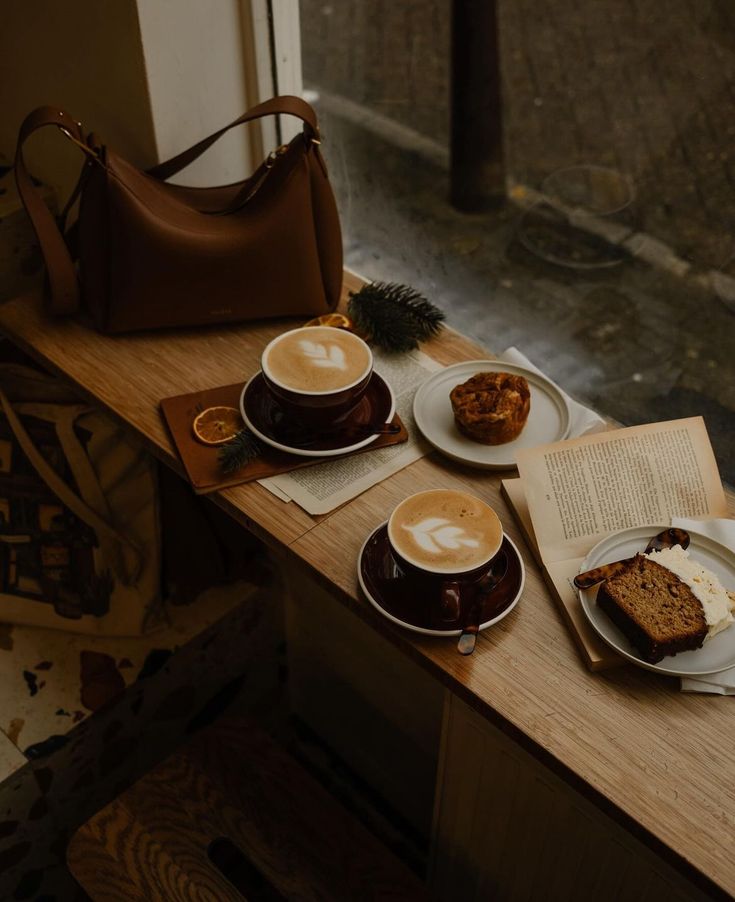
[412,360,571,469]
[578,525,735,676]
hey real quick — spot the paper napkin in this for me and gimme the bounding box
[499,347,607,438]
[674,516,735,694]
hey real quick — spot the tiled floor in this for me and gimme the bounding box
[302,0,735,486]
[0,579,281,901]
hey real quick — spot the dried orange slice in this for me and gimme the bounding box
[303,312,354,330]
[192,406,243,446]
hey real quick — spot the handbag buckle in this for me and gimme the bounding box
[60,127,101,162]
[265,144,289,168]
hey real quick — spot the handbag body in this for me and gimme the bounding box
[15,96,343,332]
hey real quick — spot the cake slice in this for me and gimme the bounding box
[597,547,734,663]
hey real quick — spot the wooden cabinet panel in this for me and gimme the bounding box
[430,695,712,902]
[284,565,444,839]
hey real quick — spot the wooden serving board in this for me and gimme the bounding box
[160,382,406,494]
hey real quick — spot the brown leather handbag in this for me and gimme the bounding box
[15,96,343,333]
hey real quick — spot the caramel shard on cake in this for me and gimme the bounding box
[450,372,530,445]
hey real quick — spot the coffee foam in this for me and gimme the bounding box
[264,326,372,393]
[389,490,502,574]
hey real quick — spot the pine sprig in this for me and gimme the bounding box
[218,428,262,473]
[347,282,445,352]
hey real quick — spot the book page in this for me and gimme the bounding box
[543,558,623,669]
[258,349,443,514]
[516,417,727,563]
[500,477,540,562]
[502,477,623,670]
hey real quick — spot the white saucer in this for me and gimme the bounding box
[412,360,571,470]
[578,525,735,676]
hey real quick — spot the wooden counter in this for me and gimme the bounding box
[290,456,735,899]
[1,278,733,900]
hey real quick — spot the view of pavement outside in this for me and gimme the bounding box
[301,0,735,485]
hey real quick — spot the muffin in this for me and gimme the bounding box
[450,372,531,445]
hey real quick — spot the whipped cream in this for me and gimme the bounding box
[644,545,735,639]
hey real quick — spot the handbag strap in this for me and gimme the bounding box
[14,107,96,315]
[0,386,142,584]
[14,96,321,315]
[147,95,320,181]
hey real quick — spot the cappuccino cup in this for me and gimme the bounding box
[387,489,504,623]
[261,326,373,428]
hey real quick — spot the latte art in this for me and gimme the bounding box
[389,490,502,574]
[299,339,347,371]
[402,518,480,555]
[264,326,372,393]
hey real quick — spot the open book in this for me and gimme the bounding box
[503,417,728,670]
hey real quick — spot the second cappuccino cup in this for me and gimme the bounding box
[261,325,373,428]
[387,489,504,623]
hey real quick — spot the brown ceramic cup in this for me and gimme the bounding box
[261,326,374,429]
[387,490,504,623]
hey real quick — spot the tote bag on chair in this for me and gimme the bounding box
[0,364,161,635]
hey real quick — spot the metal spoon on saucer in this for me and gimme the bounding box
[457,551,509,656]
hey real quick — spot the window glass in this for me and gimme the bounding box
[302,1,735,483]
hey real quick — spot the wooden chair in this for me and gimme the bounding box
[67,718,428,901]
